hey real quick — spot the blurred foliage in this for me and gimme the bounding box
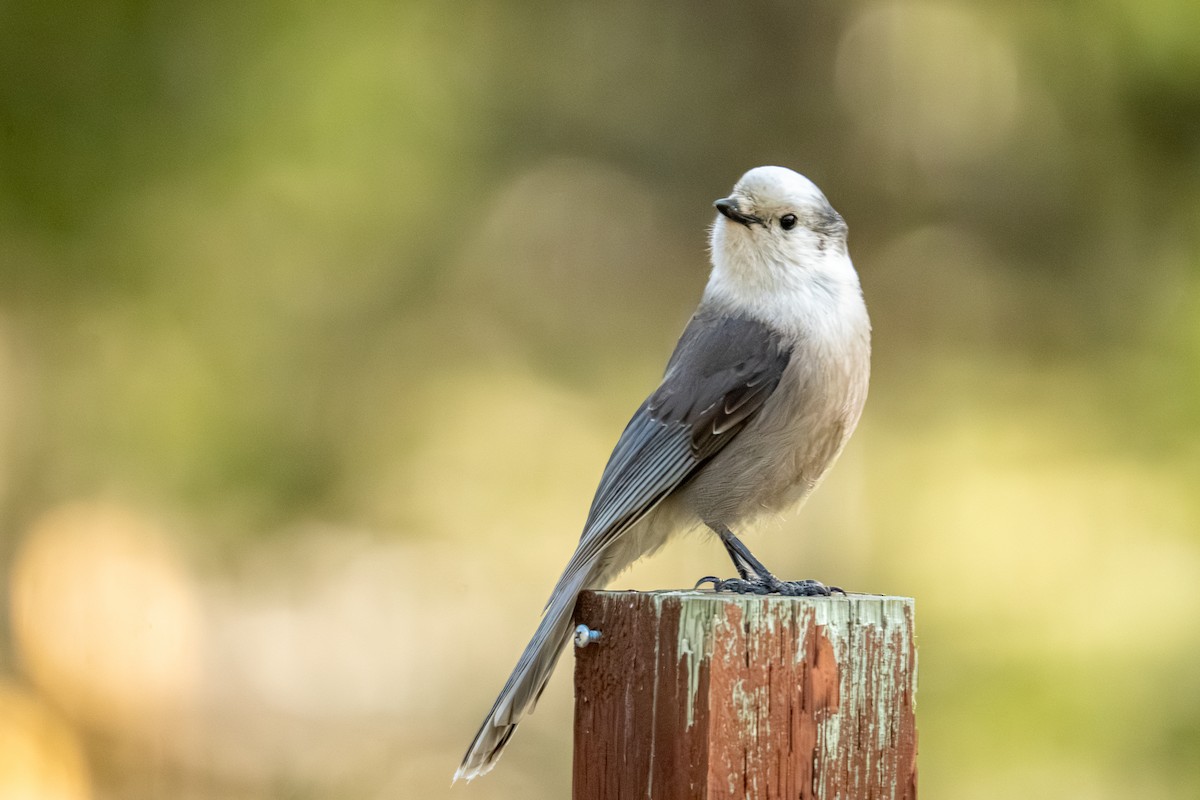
[0,0,1198,798]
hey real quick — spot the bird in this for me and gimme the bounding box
[455,165,871,781]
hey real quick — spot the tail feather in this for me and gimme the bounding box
[456,507,673,781]
[454,565,596,782]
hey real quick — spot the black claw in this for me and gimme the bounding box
[698,576,844,598]
[776,580,829,597]
[706,526,848,599]
[718,578,765,595]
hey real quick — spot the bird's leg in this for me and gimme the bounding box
[695,524,844,597]
[719,533,770,581]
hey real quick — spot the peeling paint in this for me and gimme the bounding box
[664,592,724,728]
[574,591,917,799]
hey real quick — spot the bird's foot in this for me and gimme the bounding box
[695,575,845,597]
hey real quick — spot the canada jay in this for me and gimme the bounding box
[456,166,871,780]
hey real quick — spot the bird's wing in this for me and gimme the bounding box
[460,310,793,780]
[567,310,792,571]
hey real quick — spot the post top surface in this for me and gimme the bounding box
[580,590,915,627]
[586,589,913,606]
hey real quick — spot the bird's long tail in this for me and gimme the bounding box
[454,556,605,782]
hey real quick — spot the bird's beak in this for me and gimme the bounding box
[714,196,762,227]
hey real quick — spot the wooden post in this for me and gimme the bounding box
[572,590,917,800]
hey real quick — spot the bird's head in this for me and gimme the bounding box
[712,166,847,264]
[707,166,859,327]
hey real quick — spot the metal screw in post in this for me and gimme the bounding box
[574,623,602,648]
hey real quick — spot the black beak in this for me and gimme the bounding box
[714,196,761,227]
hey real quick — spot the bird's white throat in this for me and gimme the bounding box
[705,223,866,339]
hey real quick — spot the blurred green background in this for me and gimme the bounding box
[1,1,1199,798]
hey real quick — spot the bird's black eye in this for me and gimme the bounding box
[780,214,798,231]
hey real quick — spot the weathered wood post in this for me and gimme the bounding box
[572,590,917,800]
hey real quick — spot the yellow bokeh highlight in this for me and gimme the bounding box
[10,503,202,733]
[0,681,90,800]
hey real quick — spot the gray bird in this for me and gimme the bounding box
[455,166,871,781]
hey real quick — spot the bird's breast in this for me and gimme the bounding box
[680,312,870,528]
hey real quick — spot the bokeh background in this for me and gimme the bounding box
[1,1,1199,798]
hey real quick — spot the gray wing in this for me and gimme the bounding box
[457,311,792,779]
[569,309,791,568]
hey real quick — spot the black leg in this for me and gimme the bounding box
[695,524,844,597]
[720,533,767,581]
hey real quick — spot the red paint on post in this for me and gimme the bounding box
[572,591,917,800]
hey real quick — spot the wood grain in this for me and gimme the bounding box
[573,591,917,800]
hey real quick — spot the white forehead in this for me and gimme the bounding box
[733,166,828,208]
